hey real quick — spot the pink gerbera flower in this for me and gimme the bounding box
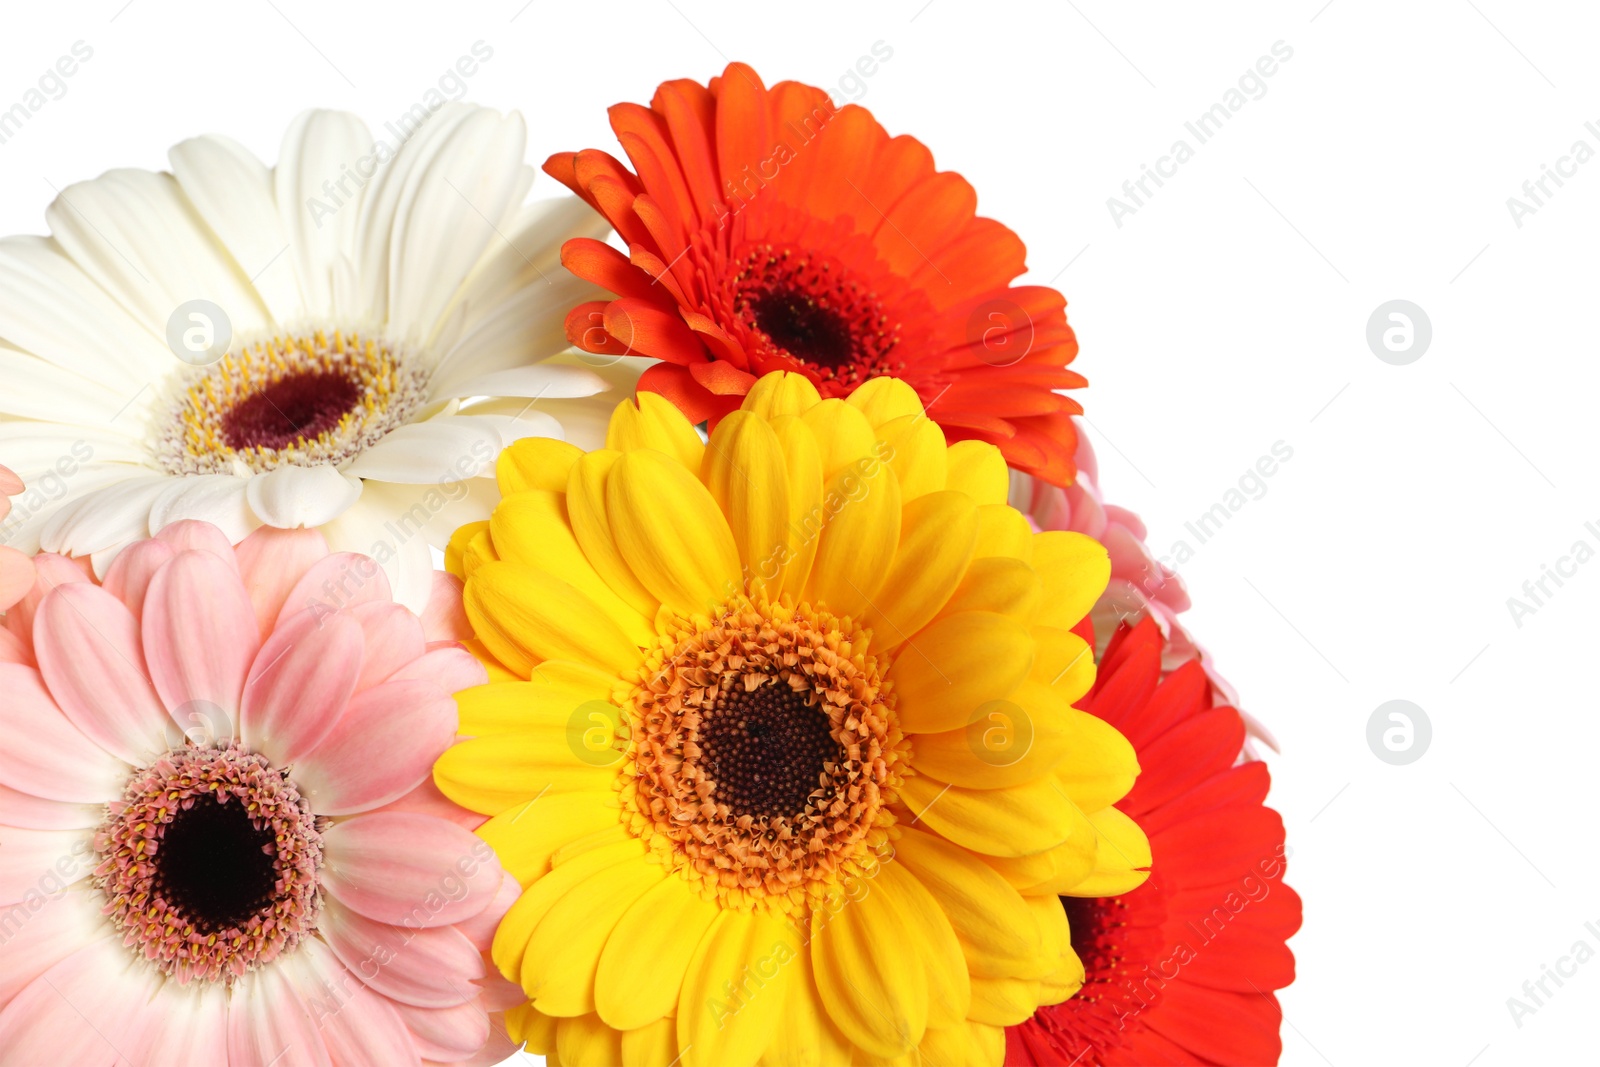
[0,520,520,1065]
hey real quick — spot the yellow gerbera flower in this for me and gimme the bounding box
[434,372,1151,1067]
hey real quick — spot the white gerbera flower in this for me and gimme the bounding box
[0,105,635,611]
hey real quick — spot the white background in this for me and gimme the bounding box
[3,1,1597,1064]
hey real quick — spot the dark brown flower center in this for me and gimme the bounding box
[734,244,899,385]
[700,676,840,820]
[221,370,362,451]
[155,793,280,933]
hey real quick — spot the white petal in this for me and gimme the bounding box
[425,270,596,394]
[0,463,147,555]
[148,474,260,543]
[359,476,498,548]
[341,415,500,483]
[245,465,363,528]
[45,169,272,338]
[454,193,610,315]
[0,421,145,482]
[37,474,170,568]
[318,495,437,614]
[430,362,608,402]
[170,133,303,324]
[0,344,129,423]
[274,109,373,321]
[450,400,566,449]
[0,235,173,388]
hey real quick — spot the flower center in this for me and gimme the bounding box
[94,744,323,984]
[153,330,429,476]
[733,244,899,386]
[622,596,908,913]
[699,676,840,820]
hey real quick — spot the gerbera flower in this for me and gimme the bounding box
[433,371,1150,1065]
[0,104,623,612]
[0,464,33,610]
[0,520,521,1064]
[1006,618,1301,1066]
[543,62,1086,485]
[1011,424,1277,757]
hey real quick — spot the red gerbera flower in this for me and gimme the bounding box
[1009,618,1302,1066]
[544,62,1086,484]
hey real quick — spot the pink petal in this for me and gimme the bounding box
[99,539,175,622]
[275,551,392,630]
[390,646,487,695]
[454,870,520,950]
[294,679,457,815]
[226,952,333,1067]
[0,825,92,907]
[371,774,482,832]
[33,583,173,764]
[4,553,92,664]
[0,884,107,1003]
[321,898,484,1009]
[0,784,105,829]
[0,464,21,496]
[391,999,492,1063]
[0,938,164,1065]
[142,550,261,728]
[296,939,421,1067]
[321,812,501,928]
[235,526,329,640]
[420,571,470,642]
[153,519,240,569]
[138,983,229,1067]
[239,607,364,767]
[0,626,28,665]
[0,663,129,802]
[0,545,34,612]
[349,601,426,690]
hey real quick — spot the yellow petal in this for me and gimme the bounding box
[919,1022,1004,1067]
[465,561,639,677]
[678,909,799,1067]
[878,860,970,1029]
[799,398,878,482]
[979,849,1057,890]
[1030,531,1111,631]
[498,437,583,497]
[804,462,901,621]
[456,667,620,737]
[860,492,977,648]
[556,1013,625,1067]
[1013,801,1099,894]
[811,891,925,1058]
[939,556,1041,622]
[435,722,622,814]
[1052,708,1139,812]
[944,441,1009,507]
[607,450,741,617]
[761,945,854,1066]
[893,827,1049,980]
[742,370,821,419]
[446,520,488,579]
[1059,806,1151,897]
[475,792,623,884]
[607,391,704,470]
[769,415,825,599]
[966,975,1039,1026]
[897,773,1077,857]
[620,1017,678,1067]
[491,490,654,645]
[1027,894,1084,1005]
[493,837,646,985]
[888,611,1033,734]
[845,376,923,428]
[702,411,790,598]
[526,857,667,1016]
[595,875,721,1030]
[902,678,1074,791]
[972,505,1033,561]
[505,1003,557,1052]
[875,414,947,501]
[566,449,660,618]
[1029,626,1095,704]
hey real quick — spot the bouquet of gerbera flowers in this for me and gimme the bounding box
[0,61,1295,1067]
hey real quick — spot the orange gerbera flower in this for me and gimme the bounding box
[545,62,1086,485]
